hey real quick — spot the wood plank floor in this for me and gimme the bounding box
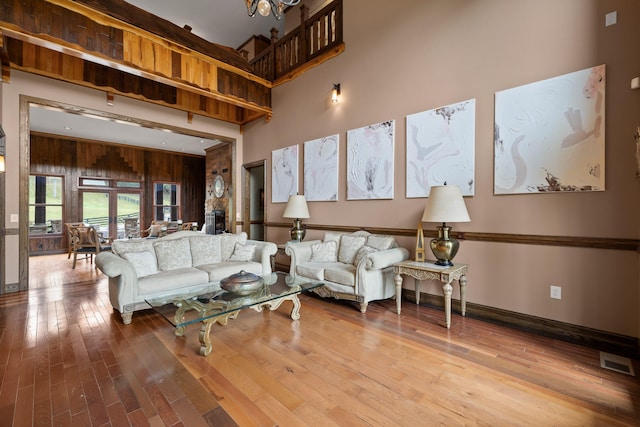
[0,253,637,426]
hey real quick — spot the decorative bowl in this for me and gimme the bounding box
[220,270,263,295]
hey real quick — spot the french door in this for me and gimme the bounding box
[80,189,141,240]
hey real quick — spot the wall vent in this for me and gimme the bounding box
[600,352,635,376]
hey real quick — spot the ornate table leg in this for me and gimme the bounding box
[174,304,188,336]
[197,311,238,356]
[199,318,215,356]
[252,295,301,320]
[442,280,453,329]
[394,273,403,314]
[289,295,301,320]
[459,274,467,316]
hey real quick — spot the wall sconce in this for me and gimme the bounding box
[331,83,341,104]
[0,125,5,173]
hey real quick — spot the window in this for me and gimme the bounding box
[153,182,180,221]
[29,175,64,234]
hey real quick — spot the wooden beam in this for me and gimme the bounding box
[0,30,10,82]
[0,0,273,125]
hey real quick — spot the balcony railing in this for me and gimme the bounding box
[250,0,343,82]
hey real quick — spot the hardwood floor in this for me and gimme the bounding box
[0,254,637,426]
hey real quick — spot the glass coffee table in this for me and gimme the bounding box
[146,272,323,356]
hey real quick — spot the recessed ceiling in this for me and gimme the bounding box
[29,105,222,156]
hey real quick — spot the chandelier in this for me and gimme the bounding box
[246,0,300,20]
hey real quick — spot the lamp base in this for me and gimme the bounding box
[290,219,306,242]
[429,224,459,266]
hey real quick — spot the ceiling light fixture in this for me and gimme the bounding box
[246,0,300,19]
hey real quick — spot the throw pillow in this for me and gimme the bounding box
[78,229,95,245]
[367,235,395,251]
[228,242,256,262]
[353,245,378,266]
[338,235,366,264]
[123,251,158,277]
[112,239,155,258]
[323,232,343,245]
[221,232,248,261]
[310,241,338,262]
[154,238,192,271]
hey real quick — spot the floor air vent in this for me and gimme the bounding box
[600,352,635,376]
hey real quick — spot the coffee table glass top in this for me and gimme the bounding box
[146,272,323,328]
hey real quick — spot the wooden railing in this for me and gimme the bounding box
[250,0,343,82]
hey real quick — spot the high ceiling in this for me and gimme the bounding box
[28,0,286,155]
[124,0,285,49]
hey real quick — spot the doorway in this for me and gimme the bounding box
[80,189,141,240]
[243,161,266,241]
[78,177,142,239]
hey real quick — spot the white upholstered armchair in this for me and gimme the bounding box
[285,230,410,313]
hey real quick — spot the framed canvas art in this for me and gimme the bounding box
[271,144,298,203]
[494,65,605,194]
[347,120,395,200]
[304,134,339,201]
[406,99,475,197]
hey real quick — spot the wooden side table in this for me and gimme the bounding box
[393,260,468,329]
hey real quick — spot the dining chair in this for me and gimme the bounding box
[69,225,112,269]
[142,220,167,238]
[65,222,85,259]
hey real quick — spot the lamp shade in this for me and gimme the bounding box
[283,194,310,219]
[421,185,470,223]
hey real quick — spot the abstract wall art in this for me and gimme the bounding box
[304,134,339,201]
[271,144,298,203]
[494,65,605,194]
[406,99,476,197]
[346,120,395,200]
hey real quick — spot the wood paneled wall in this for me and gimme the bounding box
[29,133,205,253]
[1,0,272,124]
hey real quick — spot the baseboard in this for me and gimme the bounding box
[403,289,640,360]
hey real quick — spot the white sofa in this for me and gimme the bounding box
[96,230,277,324]
[285,230,410,313]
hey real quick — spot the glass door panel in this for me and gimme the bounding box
[81,190,141,239]
[116,192,141,239]
[81,191,110,237]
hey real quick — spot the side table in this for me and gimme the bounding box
[393,260,468,329]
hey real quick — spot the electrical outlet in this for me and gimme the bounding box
[550,285,562,300]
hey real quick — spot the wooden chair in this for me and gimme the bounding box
[141,220,167,238]
[69,225,112,269]
[65,222,85,259]
[180,222,197,231]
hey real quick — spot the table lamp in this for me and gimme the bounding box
[421,184,470,266]
[283,194,310,242]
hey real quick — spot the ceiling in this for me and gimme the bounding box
[125,0,285,49]
[28,0,286,156]
[29,105,223,156]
